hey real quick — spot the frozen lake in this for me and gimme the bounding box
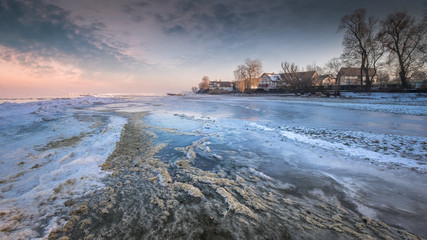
[0,93,426,239]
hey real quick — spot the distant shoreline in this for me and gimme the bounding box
[195,88,427,97]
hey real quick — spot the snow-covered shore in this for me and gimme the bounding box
[0,97,125,239]
[0,94,426,239]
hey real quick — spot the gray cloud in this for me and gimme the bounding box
[122,4,137,14]
[176,0,199,14]
[212,4,239,29]
[0,0,135,70]
[164,25,186,35]
[149,0,425,35]
[155,12,179,24]
[122,1,150,22]
[3,0,424,72]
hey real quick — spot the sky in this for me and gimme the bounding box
[0,0,425,97]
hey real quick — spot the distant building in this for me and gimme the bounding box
[337,67,377,85]
[318,74,336,86]
[281,71,320,87]
[258,73,282,90]
[209,81,234,92]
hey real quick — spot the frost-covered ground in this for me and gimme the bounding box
[0,93,426,239]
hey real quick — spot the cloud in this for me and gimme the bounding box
[0,45,82,79]
[164,25,186,35]
[0,0,136,70]
[176,0,199,14]
[133,0,150,8]
[146,0,290,43]
[1,0,424,95]
[122,2,148,22]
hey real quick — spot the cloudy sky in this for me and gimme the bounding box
[0,0,425,96]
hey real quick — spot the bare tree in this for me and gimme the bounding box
[424,3,427,63]
[198,75,210,91]
[306,63,324,75]
[380,11,426,88]
[376,70,390,86]
[366,26,386,87]
[234,58,263,92]
[324,57,343,95]
[281,62,314,94]
[281,62,299,93]
[191,86,198,93]
[425,2,427,23]
[339,9,381,90]
[324,58,342,80]
[411,69,427,81]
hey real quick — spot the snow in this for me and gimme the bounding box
[1,93,427,238]
[249,122,427,172]
[284,92,427,115]
[249,167,272,181]
[141,94,427,236]
[0,97,125,239]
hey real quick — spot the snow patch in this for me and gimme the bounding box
[249,122,427,172]
[0,104,126,239]
[249,167,272,181]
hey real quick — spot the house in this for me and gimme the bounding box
[337,67,377,85]
[318,74,336,86]
[209,81,234,92]
[258,73,282,90]
[281,71,320,87]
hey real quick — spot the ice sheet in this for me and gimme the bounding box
[1,93,427,239]
[0,97,125,239]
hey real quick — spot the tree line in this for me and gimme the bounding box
[339,8,425,90]
[194,8,426,94]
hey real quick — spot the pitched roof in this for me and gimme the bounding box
[281,71,317,81]
[262,73,282,82]
[318,74,333,80]
[209,81,233,88]
[338,67,375,77]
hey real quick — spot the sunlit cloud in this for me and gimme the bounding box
[0,0,424,96]
[0,45,82,79]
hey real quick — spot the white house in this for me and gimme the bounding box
[258,73,282,90]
